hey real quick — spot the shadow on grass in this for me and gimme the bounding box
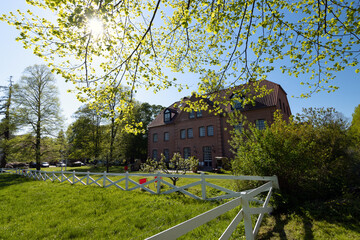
[258,193,360,239]
[257,214,291,240]
[299,193,360,233]
[0,174,31,189]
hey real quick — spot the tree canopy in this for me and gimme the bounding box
[13,64,62,169]
[350,104,360,140]
[1,0,359,119]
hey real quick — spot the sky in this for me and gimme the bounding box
[0,2,359,129]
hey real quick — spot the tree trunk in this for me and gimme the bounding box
[36,94,41,171]
[108,117,115,173]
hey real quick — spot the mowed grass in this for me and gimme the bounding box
[1,171,359,240]
[0,174,246,240]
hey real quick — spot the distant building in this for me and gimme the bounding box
[147,80,291,169]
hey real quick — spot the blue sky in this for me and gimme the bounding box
[1,2,359,128]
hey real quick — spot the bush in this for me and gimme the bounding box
[229,108,359,206]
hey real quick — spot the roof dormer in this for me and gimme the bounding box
[164,108,171,123]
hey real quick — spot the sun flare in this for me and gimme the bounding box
[88,18,104,37]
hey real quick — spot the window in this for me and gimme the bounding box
[152,149,158,160]
[183,147,191,159]
[187,128,193,138]
[164,109,171,122]
[196,110,202,117]
[203,146,212,167]
[164,132,169,141]
[180,129,186,139]
[231,95,244,110]
[199,126,206,137]
[189,111,195,119]
[234,123,243,133]
[256,119,266,130]
[153,133,158,142]
[163,149,170,161]
[207,125,214,136]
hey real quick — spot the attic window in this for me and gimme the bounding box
[189,110,195,119]
[231,94,244,110]
[164,109,171,122]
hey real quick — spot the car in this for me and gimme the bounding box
[40,162,50,167]
[72,161,85,167]
[56,162,66,167]
[29,161,37,168]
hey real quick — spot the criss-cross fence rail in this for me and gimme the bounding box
[1,168,279,239]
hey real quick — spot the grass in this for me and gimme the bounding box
[257,193,360,240]
[1,172,359,239]
[0,173,245,240]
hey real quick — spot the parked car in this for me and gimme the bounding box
[71,161,85,167]
[29,162,37,168]
[40,162,50,167]
[56,162,66,167]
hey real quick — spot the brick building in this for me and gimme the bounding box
[147,80,291,169]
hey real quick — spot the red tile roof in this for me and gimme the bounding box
[148,80,286,128]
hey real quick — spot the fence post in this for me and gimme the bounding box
[86,171,90,185]
[61,169,63,182]
[201,172,207,200]
[52,171,55,182]
[103,171,107,187]
[156,172,161,194]
[125,171,129,191]
[241,195,254,240]
[72,171,75,184]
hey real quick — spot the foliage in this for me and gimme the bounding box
[0,77,16,168]
[2,0,359,125]
[119,102,164,162]
[66,105,104,162]
[141,153,199,186]
[66,102,163,164]
[349,104,360,141]
[6,134,35,163]
[4,134,63,164]
[229,108,359,206]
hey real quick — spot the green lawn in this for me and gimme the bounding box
[0,173,245,240]
[1,173,359,239]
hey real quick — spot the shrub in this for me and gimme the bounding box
[229,108,359,206]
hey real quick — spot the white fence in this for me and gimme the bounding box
[1,168,279,239]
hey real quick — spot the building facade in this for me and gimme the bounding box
[147,80,291,169]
